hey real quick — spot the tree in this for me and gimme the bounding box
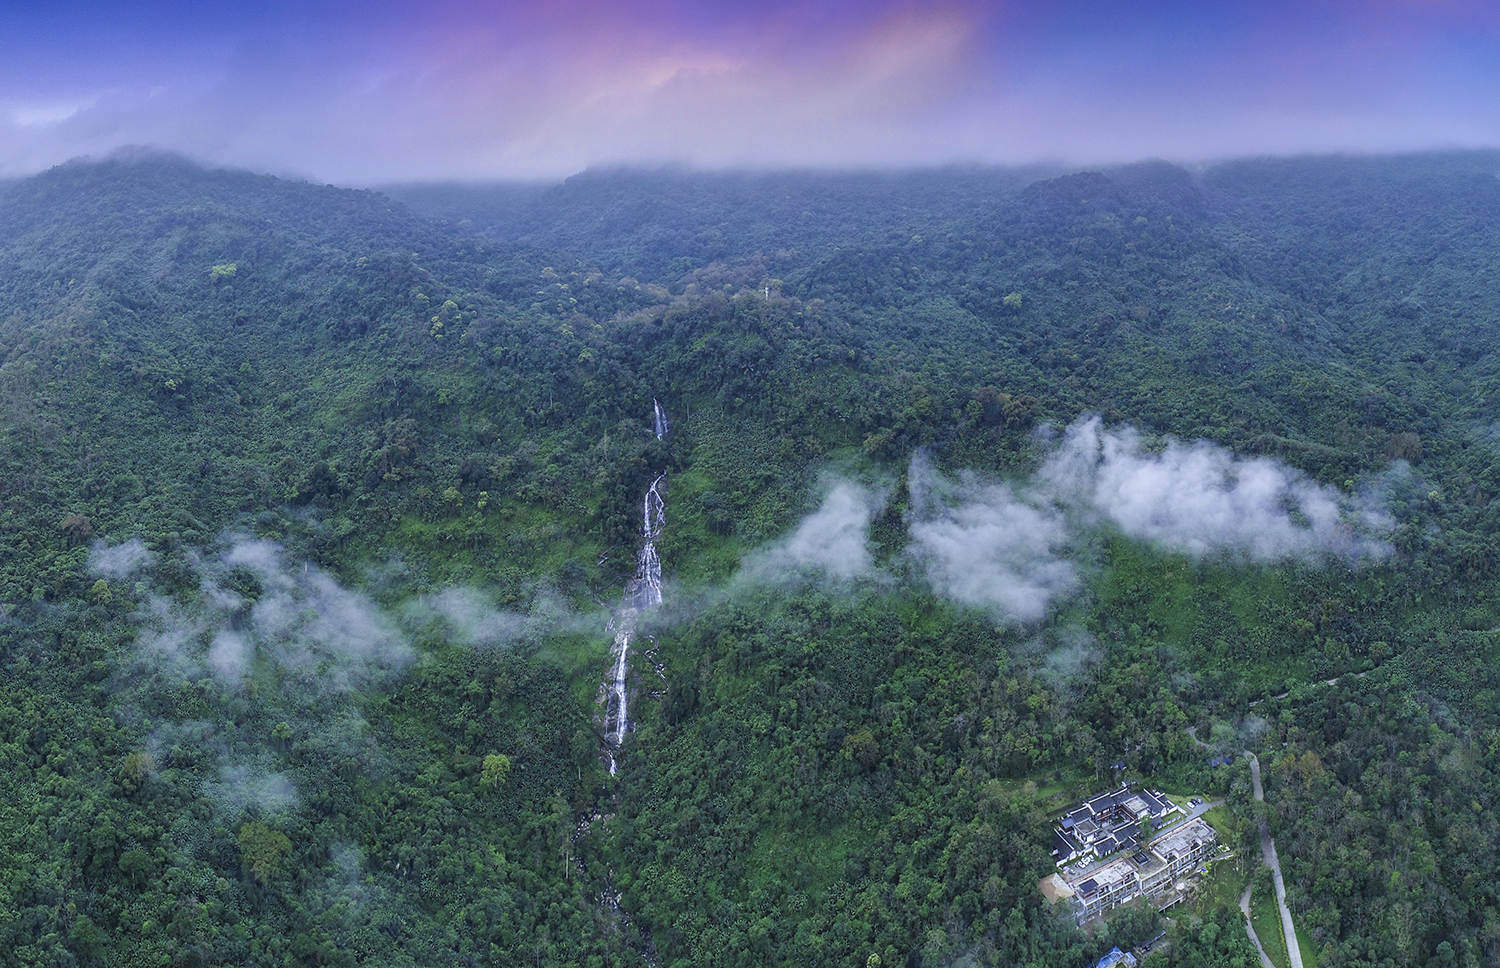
[238,822,292,886]
[118,849,153,889]
[480,752,513,789]
[841,728,880,768]
[68,914,105,964]
[61,513,93,545]
[119,750,153,793]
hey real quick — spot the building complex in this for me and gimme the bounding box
[1040,785,1219,925]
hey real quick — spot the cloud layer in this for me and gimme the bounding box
[3,1,1499,181]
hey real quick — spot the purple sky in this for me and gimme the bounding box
[2,0,1498,184]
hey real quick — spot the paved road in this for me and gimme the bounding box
[1240,879,1277,968]
[1192,671,1369,967]
[1246,753,1304,968]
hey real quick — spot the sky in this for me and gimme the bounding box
[2,0,1499,184]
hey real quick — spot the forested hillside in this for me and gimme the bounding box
[3,149,1500,967]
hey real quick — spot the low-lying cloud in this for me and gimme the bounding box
[907,452,1076,623]
[206,760,300,815]
[89,537,153,578]
[1044,417,1391,562]
[133,536,412,689]
[407,584,594,650]
[419,587,534,647]
[1041,627,1102,682]
[907,417,1391,623]
[744,479,885,582]
[115,536,415,818]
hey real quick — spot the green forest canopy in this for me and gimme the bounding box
[1,149,1499,966]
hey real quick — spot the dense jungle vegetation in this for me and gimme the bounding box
[4,148,1500,967]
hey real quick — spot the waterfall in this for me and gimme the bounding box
[600,402,668,774]
[653,398,669,440]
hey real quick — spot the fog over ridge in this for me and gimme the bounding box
[3,1,1495,181]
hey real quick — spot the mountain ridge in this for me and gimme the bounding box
[0,149,1498,967]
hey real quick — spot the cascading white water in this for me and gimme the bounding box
[653,399,669,440]
[600,402,668,774]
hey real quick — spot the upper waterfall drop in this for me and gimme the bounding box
[653,398,669,440]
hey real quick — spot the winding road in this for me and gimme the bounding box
[1240,878,1276,968]
[1244,752,1304,968]
[1186,726,1304,968]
